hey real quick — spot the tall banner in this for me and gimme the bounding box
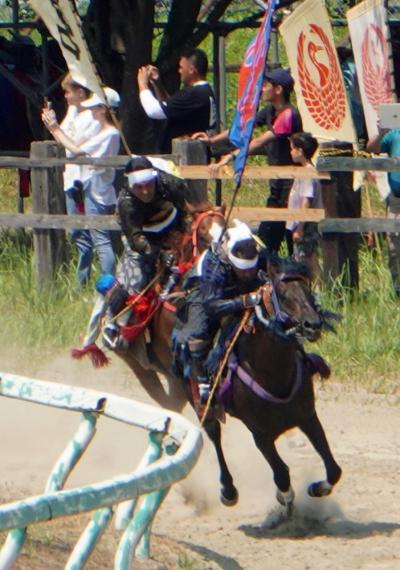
[27,0,105,102]
[347,0,396,137]
[347,0,396,198]
[229,0,277,185]
[280,0,356,143]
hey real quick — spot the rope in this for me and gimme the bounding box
[109,269,164,323]
[200,308,251,426]
[318,148,372,158]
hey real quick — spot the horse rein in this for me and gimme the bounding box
[257,273,311,332]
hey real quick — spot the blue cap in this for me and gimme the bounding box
[264,68,294,92]
[95,274,118,295]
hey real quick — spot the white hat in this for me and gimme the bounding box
[226,220,258,270]
[81,87,120,109]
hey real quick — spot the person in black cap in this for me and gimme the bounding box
[194,67,302,254]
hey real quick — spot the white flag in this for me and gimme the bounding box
[280,0,356,143]
[28,0,105,102]
[347,0,396,199]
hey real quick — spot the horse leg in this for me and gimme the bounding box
[252,432,295,528]
[299,412,342,498]
[203,417,239,506]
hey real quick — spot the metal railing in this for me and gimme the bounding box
[0,372,203,569]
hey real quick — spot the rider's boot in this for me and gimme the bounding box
[188,339,211,407]
[159,267,180,300]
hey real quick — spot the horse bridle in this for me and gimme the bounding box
[190,209,225,258]
[256,272,311,335]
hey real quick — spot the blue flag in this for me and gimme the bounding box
[229,1,277,185]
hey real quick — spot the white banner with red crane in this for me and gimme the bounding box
[347,0,396,198]
[347,0,396,139]
[280,0,356,144]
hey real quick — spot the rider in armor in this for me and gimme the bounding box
[117,155,189,297]
[81,156,190,352]
[173,220,265,405]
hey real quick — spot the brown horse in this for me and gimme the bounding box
[200,258,342,527]
[117,250,341,526]
[114,206,225,411]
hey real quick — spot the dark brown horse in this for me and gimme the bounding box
[117,251,341,526]
[200,258,342,527]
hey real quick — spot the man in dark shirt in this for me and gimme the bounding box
[197,68,302,253]
[138,48,216,153]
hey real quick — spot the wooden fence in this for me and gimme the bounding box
[1,140,399,287]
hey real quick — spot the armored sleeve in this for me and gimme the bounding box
[117,192,153,254]
[199,252,243,318]
[158,171,188,210]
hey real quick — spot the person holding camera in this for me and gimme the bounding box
[42,86,121,286]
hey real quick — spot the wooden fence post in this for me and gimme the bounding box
[320,143,361,291]
[30,141,67,287]
[172,139,209,205]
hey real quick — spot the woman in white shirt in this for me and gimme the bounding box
[42,87,121,286]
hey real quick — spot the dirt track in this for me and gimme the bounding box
[0,349,399,569]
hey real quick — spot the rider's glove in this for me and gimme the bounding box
[160,250,177,269]
[241,292,261,309]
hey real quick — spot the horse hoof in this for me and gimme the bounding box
[220,487,239,507]
[308,481,333,498]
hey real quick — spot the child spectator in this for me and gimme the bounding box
[287,132,323,281]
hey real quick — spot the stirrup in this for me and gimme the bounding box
[198,382,210,404]
[102,323,122,350]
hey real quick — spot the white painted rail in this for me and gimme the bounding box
[0,372,203,569]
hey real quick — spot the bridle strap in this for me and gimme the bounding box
[191,209,225,258]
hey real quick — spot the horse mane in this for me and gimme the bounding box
[266,254,312,280]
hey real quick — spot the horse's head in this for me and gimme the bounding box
[256,258,324,343]
[185,201,226,257]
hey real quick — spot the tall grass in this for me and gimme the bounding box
[0,231,92,359]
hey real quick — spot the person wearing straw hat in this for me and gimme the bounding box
[42,86,121,287]
[172,220,265,407]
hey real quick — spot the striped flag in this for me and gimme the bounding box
[27,0,105,102]
[229,1,277,185]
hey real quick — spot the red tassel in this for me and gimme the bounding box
[70,344,110,368]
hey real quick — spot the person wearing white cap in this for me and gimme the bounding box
[113,155,190,301]
[172,220,265,410]
[42,86,121,286]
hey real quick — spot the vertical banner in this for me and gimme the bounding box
[347,0,396,198]
[27,0,105,101]
[347,0,396,136]
[229,0,277,185]
[280,0,356,144]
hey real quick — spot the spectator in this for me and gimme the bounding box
[195,68,302,254]
[42,87,121,287]
[44,73,100,215]
[367,124,400,296]
[287,132,323,281]
[137,48,216,152]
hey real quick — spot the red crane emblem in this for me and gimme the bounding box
[361,24,392,110]
[297,24,346,129]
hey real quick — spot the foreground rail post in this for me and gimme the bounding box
[0,373,202,568]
